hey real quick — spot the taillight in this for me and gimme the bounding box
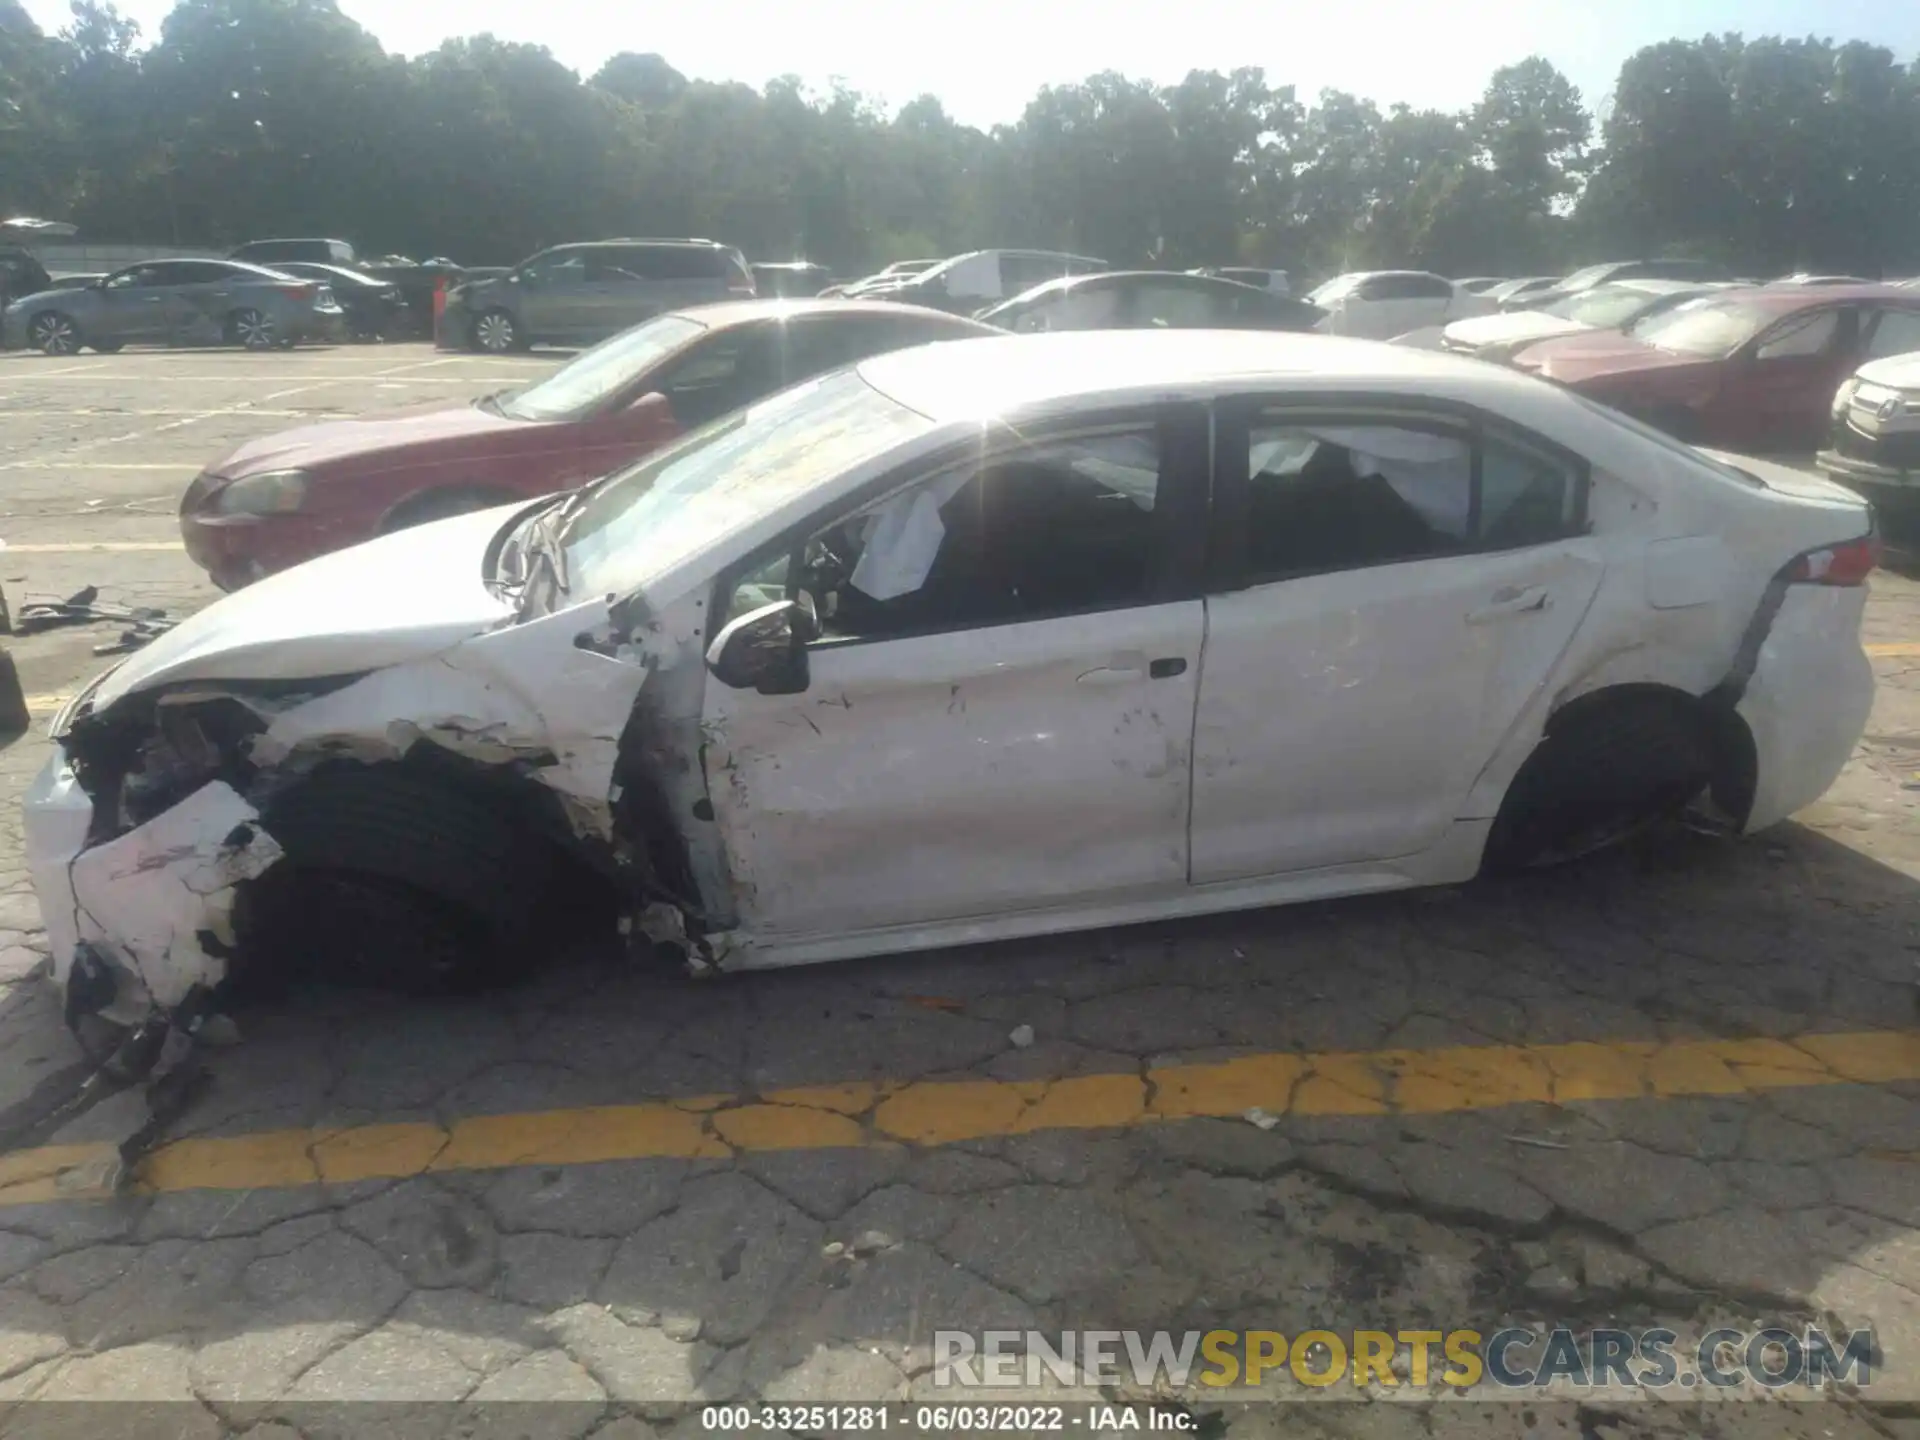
[1784,534,1878,586]
[275,283,315,301]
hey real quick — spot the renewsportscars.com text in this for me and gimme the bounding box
[931,1327,1876,1391]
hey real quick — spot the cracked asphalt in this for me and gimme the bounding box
[0,345,1917,1438]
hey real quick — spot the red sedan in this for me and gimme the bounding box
[181,299,995,588]
[1508,284,1920,451]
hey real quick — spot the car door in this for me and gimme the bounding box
[91,264,172,344]
[514,249,589,343]
[1188,399,1605,882]
[699,404,1211,937]
[1340,275,1433,338]
[1707,306,1859,449]
[159,261,248,343]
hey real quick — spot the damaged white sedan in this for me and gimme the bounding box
[24,330,1878,1054]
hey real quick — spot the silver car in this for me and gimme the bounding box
[1,258,345,354]
[440,239,756,352]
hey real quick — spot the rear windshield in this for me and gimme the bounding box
[498,313,707,422]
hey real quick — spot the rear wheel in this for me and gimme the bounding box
[227,308,277,351]
[28,312,80,355]
[472,308,521,353]
[1481,690,1713,874]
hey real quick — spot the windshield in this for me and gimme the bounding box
[1308,273,1361,304]
[1551,285,1666,329]
[498,314,707,422]
[561,368,935,600]
[1629,298,1774,357]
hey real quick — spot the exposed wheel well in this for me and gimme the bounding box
[1483,681,1757,873]
[233,750,617,995]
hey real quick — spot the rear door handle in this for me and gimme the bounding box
[1077,650,1148,686]
[1467,585,1551,624]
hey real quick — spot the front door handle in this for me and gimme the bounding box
[1467,585,1551,624]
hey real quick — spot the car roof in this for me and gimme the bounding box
[1608,278,1723,296]
[855,329,1553,424]
[668,297,1000,330]
[1689,283,1920,312]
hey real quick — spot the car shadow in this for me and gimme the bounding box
[0,816,1915,1412]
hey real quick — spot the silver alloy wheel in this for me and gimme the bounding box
[29,313,78,356]
[232,309,276,350]
[474,310,517,353]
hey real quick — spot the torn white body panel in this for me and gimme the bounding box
[67,781,283,1017]
[249,599,655,839]
[1735,585,1875,833]
[699,601,1203,937]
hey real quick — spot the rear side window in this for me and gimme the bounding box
[1865,308,1920,359]
[624,246,728,281]
[1755,309,1844,360]
[169,261,244,285]
[1233,413,1585,582]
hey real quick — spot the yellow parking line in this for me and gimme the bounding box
[1865,641,1920,658]
[1,1027,1913,1207]
[2,541,184,552]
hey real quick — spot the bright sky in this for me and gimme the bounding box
[21,0,1920,128]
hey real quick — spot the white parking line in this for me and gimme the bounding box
[0,373,545,384]
[3,541,184,552]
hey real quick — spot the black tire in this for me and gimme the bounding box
[227,308,277,351]
[241,763,562,994]
[471,308,523,353]
[380,487,516,534]
[27,311,81,356]
[89,340,124,354]
[1481,691,1713,875]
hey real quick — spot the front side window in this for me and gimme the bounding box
[1754,308,1842,360]
[1243,421,1473,577]
[521,250,587,285]
[103,266,159,290]
[724,425,1168,641]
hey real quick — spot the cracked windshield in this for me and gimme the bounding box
[2,0,1919,1433]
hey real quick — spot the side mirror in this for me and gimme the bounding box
[509,271,528,288]
[705,598,816,694]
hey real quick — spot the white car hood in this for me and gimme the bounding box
[89,503,522,712]
[1442,310,1589,349]
[1854,352,1920,391]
